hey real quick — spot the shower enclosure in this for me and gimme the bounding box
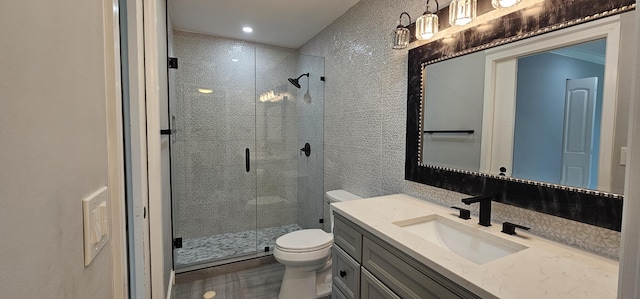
[167,31,325,271]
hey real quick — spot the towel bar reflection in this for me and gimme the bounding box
[424,130,474,134]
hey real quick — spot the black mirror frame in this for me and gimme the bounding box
[405,0,635,231]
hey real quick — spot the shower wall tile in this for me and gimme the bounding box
[299,0,620,258]
[175,31,264,239]
[254,46,304,232]
[257,198,297,230]
[296,54,325,230]
[283,181,298,203]
[227,90,255,116]
[256,99,298,117]
[231,115,257,138]
[257,163,284,194]
[298,114,323,146]
[309,167,325,196]
[297,186,321,229]
[186,141,227,166]
[256,116,285,141]
[219,198,257,234]
[298,150,323,176]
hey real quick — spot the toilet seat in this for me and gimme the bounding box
[275,229,333,253]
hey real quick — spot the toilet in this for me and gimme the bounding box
[274,190,362,299]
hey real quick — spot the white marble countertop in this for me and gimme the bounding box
[332,194,619,299]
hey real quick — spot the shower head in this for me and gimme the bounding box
[287,73,309,89]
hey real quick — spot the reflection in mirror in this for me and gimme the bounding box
[420,15,629,194]
[422,51,485,172]
[512,39,606,190]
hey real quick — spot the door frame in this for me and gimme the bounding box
[103,0,130,297]
[143,0,175,297]
[480,15,621,190]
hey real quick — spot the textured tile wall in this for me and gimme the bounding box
[299,0,620,259]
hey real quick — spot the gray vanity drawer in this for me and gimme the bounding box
[362,237,467,299]
[333,214,363,262]
[332,245,361,299]
[332,286,348,299]
[361,268,401,299]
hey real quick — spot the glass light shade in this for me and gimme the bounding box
[492,0,521,8]
[449,0,477,26]
[392,26,411,49]
[416,13,439,40]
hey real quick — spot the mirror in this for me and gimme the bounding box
[406,0,634,231]
[421,32,625,194]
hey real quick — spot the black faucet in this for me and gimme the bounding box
[461,196,492,227]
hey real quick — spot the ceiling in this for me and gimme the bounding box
[169,0,361,49]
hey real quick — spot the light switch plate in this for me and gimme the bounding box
[621,147,628,166]
[82,186,109,266]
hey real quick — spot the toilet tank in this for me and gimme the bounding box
[327,190,362,203]
[326,190,362,231]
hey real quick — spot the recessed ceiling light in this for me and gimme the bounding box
[198,88,213,94]
[231,58,239,62]
[242,26,253,33]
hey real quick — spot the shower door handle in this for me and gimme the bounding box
[245,148,250,172]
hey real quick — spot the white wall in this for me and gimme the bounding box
[617,4,640,298]
[0,0,116,298]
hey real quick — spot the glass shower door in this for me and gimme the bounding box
[170,35,258,270]
[253,52,327,251]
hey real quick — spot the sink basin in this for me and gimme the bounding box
[393,214,527,265]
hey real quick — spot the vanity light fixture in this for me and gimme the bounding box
[416,0,440,40]
[392,12,412,49]
[449,0,477,26]
[492,0,521,8]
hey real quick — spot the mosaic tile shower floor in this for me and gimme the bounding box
[175,224,302,267]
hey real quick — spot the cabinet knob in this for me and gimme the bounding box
[339,270,347,278]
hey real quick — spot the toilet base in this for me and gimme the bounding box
[278,259,332,299]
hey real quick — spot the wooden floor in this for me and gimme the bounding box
[172,262,332,299]
[173,262,285,299]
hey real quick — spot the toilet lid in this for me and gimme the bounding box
[275,229,333,253]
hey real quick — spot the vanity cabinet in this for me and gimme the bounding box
[332,213,480,299]
[332,245,361,299]
[360,268,401,299]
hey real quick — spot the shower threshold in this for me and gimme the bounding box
[175,224,302,269]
